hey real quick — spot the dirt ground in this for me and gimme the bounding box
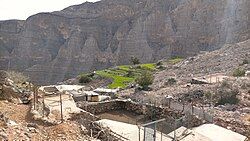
[0,100,91,140]
[97,110,150,126]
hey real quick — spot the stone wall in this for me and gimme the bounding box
[80,100,126,115]
[80,100,183,120]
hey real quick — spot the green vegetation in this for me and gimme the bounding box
[232,68,246,77]
[95,63,156,89]
[240,59,249,65]
[204,91,213,100]
[140,63,156,70]
[130,56,140,65]
[214,81,240,106]
[166,78,177,85]
[156,61,163,66]
[79,56,185,89]
[168,56,183,64]
[216,89,239,105]
[136,71,154,90]
[95,70,134,88]
[79,73,93,84]
[7,71,29,84]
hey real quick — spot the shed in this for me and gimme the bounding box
[83,91,99,102]
[43,86,59,93]
[94,88,119,96]
[68,90,87,102]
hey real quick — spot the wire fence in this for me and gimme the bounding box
[136,96,214,123]
[141,114,193,141]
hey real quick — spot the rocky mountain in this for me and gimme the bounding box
[0,0,249,84]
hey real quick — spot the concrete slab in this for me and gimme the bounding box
[96,119,211,141]
[193,124,247,141]
[44,94,82,120]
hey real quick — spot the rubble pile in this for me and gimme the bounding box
[0,71,32,104]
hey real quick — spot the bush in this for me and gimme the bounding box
[7,71,29,84]
[233,68,245,77]
[126,70,134,77]
[204,91,212,99]
[165,78,177,85]
[216,89,239,105]
[240,59,249,65]
[136,71,154,90]
[156,61,163,66]
[79,74,92,84]
[130,56,140,65]
[221,80,231,88]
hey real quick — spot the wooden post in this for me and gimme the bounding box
[168,98,171,108]
[138,125,141,141]
[174,119,176,141]
[42,93,45,117]
[33,86,36,110]
[153,123,156,141]
[59,92,63,122]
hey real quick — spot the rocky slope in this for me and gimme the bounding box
[0,0,249,84]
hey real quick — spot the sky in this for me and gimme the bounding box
[0,0,99,20]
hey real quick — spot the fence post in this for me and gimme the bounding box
[153,123,156,141]
[191,102,193,115]
[59,92,63,122]
[33,86,36,110]
[138,125,141,141]
[182,103,185,112]
[168,98,171,108]
[143,127,146,141]
[174,119,177,141]
[42,93,45,117]
[202,106,205,120]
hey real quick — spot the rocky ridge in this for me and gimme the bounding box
[0,0,249,84]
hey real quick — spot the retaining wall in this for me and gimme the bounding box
[79,100,183,120]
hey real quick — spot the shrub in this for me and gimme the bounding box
[216,89,239,105]
[156,61,163,66]
[241,59,249,65]
[204,91,212,99]
[233,68,245,77]
[79,74,92,84]
[126,70,134,77]
[166,78,177,85]
[130,56,140,65]
[136,71,154,90]
[7,71,29,84]
[221,80,231,88]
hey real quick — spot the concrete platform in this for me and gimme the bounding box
[193,124,247,141]
[96,119,211,141]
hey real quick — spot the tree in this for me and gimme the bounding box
[130,56,140,65]
[136,71,154,90]
[79,74,92,84]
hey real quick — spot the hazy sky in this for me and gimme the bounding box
[0,0,99,20]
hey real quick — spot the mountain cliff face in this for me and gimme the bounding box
[0,0,249,84]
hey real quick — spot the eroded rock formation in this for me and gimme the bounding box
[0,0,249,84]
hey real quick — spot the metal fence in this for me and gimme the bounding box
[139,97,214,123]
[166,99,213,123]
[141,115,192,141]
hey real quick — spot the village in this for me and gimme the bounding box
[0,43,249,140]
[4,72,247,141]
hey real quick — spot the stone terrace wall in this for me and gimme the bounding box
[79,100,126,115]
[79,100,183,120]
